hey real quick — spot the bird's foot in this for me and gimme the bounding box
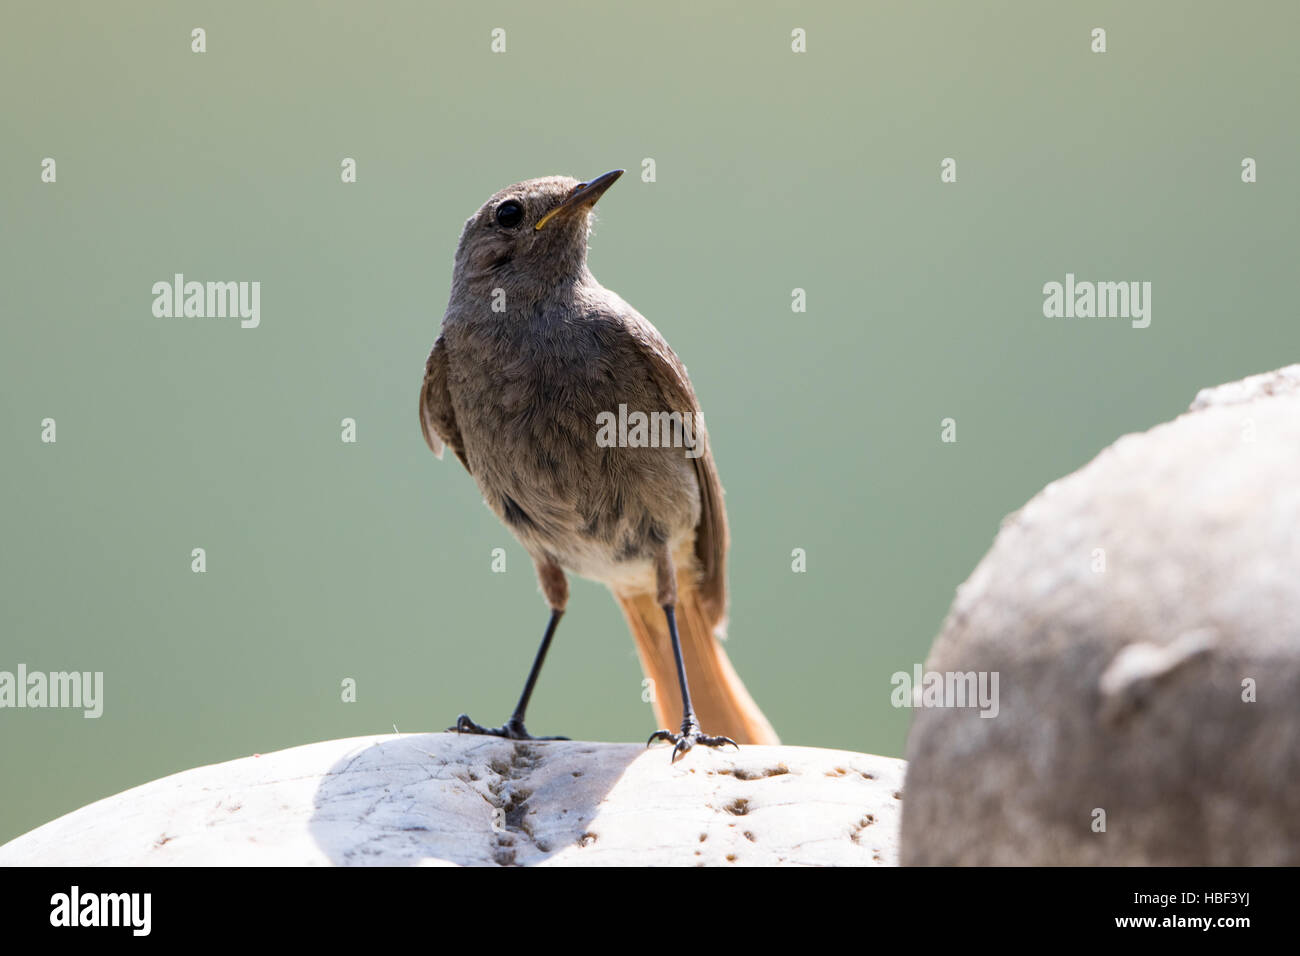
[647,719,739,762]
[448,713,569,741]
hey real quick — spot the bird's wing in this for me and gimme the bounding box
[419,335,469,470]
[620,311,730,631]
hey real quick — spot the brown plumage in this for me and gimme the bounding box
[420,170,777,757]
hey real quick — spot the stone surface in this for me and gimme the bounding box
[901,365,1300,865]
[0,733,904,866]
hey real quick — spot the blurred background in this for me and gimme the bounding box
[1,1,1296,843]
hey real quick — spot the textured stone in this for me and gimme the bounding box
[0,734,904,866]
[901,366,1300,865]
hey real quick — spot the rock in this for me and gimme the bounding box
[901,365,1300,865]
[0,734,904,866]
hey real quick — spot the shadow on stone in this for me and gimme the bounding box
[308,733,640,866]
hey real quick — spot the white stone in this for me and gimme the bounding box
[0,734,905,867]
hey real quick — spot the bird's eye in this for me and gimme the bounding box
[495,200,524,229]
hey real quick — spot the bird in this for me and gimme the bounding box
[419,169,778,760]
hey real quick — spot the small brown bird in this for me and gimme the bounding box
[420,170,778,759]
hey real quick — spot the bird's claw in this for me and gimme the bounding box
[647,724,739,762]
[449,713,569,741]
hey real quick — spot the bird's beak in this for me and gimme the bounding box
[534,169,624,231]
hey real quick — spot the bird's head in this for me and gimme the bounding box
[450,170,624,291]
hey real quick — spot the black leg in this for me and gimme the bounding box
[450,608,569,741]
[646,604,738,761]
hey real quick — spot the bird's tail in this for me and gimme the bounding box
[616,588,779,744]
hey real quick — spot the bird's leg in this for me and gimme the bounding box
[645,551,739,761]
[450,560,569,741]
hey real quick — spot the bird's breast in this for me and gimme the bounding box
[442,307,699,582]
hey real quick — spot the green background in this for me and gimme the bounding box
[1,1,1296,844]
